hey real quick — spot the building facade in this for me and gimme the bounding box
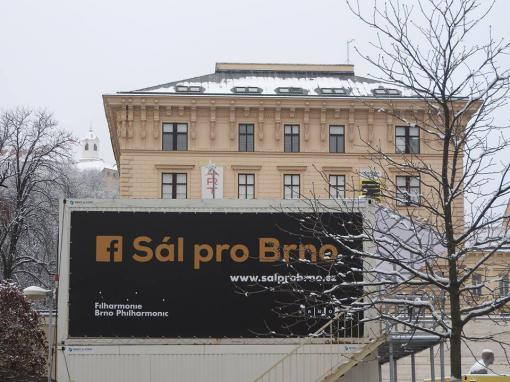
[103,62,464,221]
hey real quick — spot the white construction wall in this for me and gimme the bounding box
[57,342,377,382]
[338,357,380,382]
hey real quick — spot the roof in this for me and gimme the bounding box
[118,63,416,98]
[76,159,106,172]
[466,225,510,253]
[215,62,355,74]
[378,332,440,364]
[75,159,117,172]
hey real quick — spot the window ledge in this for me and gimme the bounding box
[231,164,262,171]
[277,165,307,172]
[155,164,195,170]
[322,166,352,172]
[388,166,422,174]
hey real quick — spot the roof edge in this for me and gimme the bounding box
[215,62,354,74]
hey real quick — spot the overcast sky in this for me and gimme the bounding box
[0,0,509,166]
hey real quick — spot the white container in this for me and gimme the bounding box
[56,198,378,382]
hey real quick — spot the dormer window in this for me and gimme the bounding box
[232,87,263,94]
[275,87,307,95]
[174,85,204,93]
[372,86,402,97]
[373,87,387,96]
[317,87,351,96]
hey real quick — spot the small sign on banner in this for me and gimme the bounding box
[201,161,223,199]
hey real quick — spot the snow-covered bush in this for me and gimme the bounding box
[0,281,47,375]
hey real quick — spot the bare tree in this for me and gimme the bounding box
[342,0,510,379]
[0,112,14,189]
[0,108,74,284]
[240,1,510,379]
[63,166,119,199]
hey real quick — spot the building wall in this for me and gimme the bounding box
[104,95,462,223]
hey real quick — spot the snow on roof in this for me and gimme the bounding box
[465,225,510,252]
[119,64,416,98]
[372,205,445,273]
[76,159,106,172]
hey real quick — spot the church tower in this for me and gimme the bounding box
[77,127,106,171]
[80,128,100,161]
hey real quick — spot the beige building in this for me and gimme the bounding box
[103,62,466,223]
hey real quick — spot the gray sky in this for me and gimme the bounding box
[0,0,509,166]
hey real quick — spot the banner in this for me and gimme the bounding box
[68,211,363,338]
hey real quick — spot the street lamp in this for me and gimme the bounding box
[23,285,50,299]
[23,285,54,382]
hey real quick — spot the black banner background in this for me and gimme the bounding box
[68,211,363,338]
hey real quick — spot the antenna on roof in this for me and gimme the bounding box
[346,39,355,64]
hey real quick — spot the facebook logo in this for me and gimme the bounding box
[96,236,123,262]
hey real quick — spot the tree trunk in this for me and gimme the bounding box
[449,263,463,379]
[2,221,21,281]
[1,257,12,280]
[450,300,463,379]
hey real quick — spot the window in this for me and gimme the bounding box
[317,87,351,96]
[329,175,345,198]
[94,144,97,151]
[396,176,420,206]
[501,275,509,296]
[372,86,402,96]
[238,174,255,199]
[239,124,254,152]
[284,125,300,152]
[162,173,187,199]
[85,143,89,151]
[232,87,262,94]
[174,85,204,93]
[275,87,307,95]
[162,123,188,151]
[472,273,482,297]
[395,126,420,153]
[329,126,345,153]
[284,174,300,199]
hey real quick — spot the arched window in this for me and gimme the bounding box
[94,144,97,151]
[85,143,89,151]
